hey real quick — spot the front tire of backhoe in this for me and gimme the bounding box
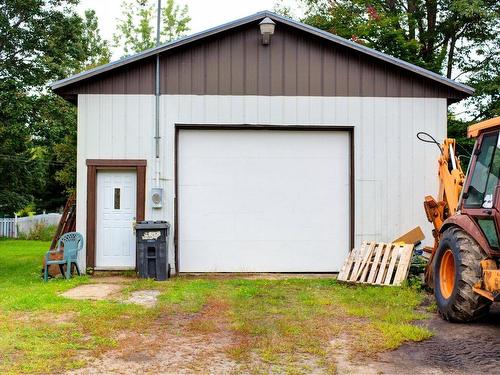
[433,226,491,322]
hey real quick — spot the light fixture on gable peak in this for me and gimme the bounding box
[259,17,275,45]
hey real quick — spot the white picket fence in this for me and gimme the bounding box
[0,213,62,238]
[0,217,16,238]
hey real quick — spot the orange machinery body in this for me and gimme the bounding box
[423,138,465,252]
[424,117,500,301]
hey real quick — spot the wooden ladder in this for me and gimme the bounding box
[50,193,76,249]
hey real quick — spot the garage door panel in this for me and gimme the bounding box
[182,203,340,241]
[180,185,240,214]
[182,212,311,241]
[182,131,349,158]
[180,240,342,272]
[181,157,237,186]
[180,213,236,240]
[178,129,350,272]
[233,212,304,240]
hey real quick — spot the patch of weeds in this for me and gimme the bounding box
[426,300,438,313]
[188,318,218,333]
[221,278,431,373]
[123,277,159,294]
[157,278,218,313]
[374,322,432,350]
[404,274,426,290]
[186,297,230,334]
[226,336,253,362]
[17,223,57,241]
[121,269,137,278]
[223,280,338,372]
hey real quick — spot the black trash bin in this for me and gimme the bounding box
[136,221,170,280]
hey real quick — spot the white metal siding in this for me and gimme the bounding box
[76,94,446,272]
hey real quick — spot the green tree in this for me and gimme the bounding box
[293,0,499,79]
[47,9,111,199]
[462,36,500,120]
[34,94,79,205]
[80,9,113,70]
[0,1,110,215]
[113,0,191,55]
[0,87,39,215]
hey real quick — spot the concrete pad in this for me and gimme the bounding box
[90,276,135,284]
[125,290,161,308]
[61,284,124,300]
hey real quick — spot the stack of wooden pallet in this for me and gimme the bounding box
[337,242,414,286]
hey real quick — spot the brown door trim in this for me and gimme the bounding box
[174,124,355,273]
[86,159,147,167]
[86,159,147,269]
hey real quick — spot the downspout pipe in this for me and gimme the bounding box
[154,0,161,187]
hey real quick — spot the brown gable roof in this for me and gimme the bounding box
[51,10,473,103]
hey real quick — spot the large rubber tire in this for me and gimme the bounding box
[433,226,492,322]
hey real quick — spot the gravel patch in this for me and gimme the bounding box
[126,290,161,308]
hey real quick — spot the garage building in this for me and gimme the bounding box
[51,11,472,274]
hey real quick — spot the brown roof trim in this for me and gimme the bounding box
[50,10,473,97]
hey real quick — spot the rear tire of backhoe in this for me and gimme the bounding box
[433,226,491,322]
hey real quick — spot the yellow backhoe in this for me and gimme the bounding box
[421,116,500,322]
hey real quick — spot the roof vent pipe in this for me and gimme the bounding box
[154,0,161,188]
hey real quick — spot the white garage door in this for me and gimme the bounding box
[178,129,350,272]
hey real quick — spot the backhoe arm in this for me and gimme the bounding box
[423,138,465,252]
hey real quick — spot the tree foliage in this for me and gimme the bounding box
[295,0,499,77]
[462,35,500,120]
[113,0,191,55]
[0,1,110,215]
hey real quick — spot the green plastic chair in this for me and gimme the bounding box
[43,232,84,281]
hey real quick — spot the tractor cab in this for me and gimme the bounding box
[458,118,500,258]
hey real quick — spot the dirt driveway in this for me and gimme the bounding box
[68,301,500,375]
[378,304,500,375]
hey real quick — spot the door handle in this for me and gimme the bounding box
[483,209,493,215]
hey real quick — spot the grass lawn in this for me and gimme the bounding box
[0,239,432,374]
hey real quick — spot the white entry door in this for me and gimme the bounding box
[96,170,137,269]
[178,129,351,272]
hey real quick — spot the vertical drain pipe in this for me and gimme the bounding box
[154,0,162,187]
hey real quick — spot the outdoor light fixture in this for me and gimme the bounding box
[259,17,275,45]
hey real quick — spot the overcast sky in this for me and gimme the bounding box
[77,0,300,58]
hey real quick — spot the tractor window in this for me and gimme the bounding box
[486,149,500,202]
[465,133,499,208]
[477,219,500,249]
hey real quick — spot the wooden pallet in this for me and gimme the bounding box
[337,242,414,286]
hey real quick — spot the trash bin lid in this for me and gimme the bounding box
[136,220,170,230]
